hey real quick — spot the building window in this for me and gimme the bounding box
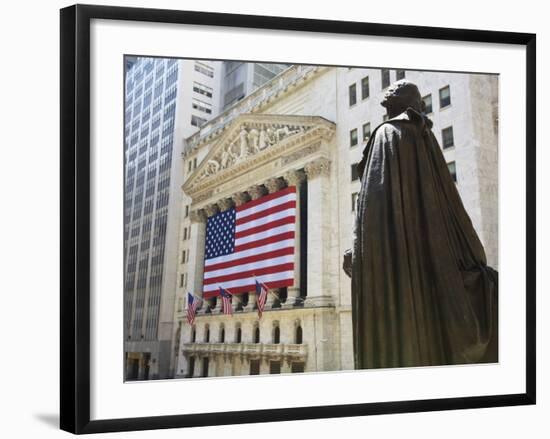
[183,227,188,240]
[352,192,359,212]
[201,357,209,377]
[188,160,193,172]
[448,161,457,182]
[192,98,212,114]
[349,83,357,107]
[194,61,214,78]
[236,325,242,343]
[254,324,260,343]
[179,273,185,287]
[185,205,189,218]
[188,357,195,377]
[193,82,213,98]
[269,361,281,374]
[273,323,280,344]
[295,324,303,344]
[350,128,358,147]
[362,122,371,141]
[204,325,210,342]
[181,250,186,264]
[396,70,406,80]
[291,362,305,373]
[191,327,196,343]
[193,158,197,169]
[381,69,390,89]
[361,76,370,100]
[439,85,451,108]
[442,126,455,149]
[219,325,225,343]
[351,163,359,181]
[423,94,433,114]
[249,359,260,375]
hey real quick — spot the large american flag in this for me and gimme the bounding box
[203,186,296,298]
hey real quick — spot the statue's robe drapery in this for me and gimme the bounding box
[351,108,498,369]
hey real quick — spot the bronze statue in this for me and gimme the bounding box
[343,79,498,369]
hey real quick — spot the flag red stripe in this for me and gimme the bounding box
[235,186,296,212]
[203,278,293,298]
[233,231,295,252]
[236,200,296,225]
[203,263,294,285]
[203,247,295,272]
[234,216,295,239]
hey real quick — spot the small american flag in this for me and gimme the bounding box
[255,280,269,318]
[203,186,296,298]
[186,292,199,325]
[219,287,233,316]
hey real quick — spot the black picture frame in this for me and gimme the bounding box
[60,4,536,434]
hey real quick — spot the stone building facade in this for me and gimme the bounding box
[172,64,499,378]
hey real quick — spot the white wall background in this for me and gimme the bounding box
[0,0,546,437]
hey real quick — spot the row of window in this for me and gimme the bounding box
[348,69,406,107]
[349,123,454,149]
[190,321,303,345]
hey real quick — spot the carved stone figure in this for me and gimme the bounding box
[237,127,249,159]
[343,80,498,369]
[248,128,260,152]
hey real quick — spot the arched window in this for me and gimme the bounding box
[295,323,303,344]
[219,325,225,343]
[254,324,260,344]
[235,324,242,343]
[204,324,210,343]
[273,322,280,344]
[191,326,196,343]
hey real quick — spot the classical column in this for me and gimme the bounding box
[283,169,306,308]
[208,355,217,377]
[303,158,333,307]
[188,208,207,311]
[240,357,250,376]
[260,357,270,375]
[281,358,292,374]
[193,355,202,378]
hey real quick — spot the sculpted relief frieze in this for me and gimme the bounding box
[199,123,308,182]
[183,114,336,200]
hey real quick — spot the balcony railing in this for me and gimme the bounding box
[181,342,308,360]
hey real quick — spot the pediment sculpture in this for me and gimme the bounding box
[198,123,309,181]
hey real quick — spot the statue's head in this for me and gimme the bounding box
[381,80,425,118]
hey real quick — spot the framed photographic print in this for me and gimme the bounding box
[60,4,536,434]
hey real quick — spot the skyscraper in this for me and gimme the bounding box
[220,62,290,110]
[123,57,221,380]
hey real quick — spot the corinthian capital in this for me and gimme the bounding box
[304,157,331,179]
[283,169,306,187]
[204,204,220,217]
[265,177,286,194]
[231,192,251,207]
[218,198,234,212]
[247,185,267,200]
[189,209,207,223]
